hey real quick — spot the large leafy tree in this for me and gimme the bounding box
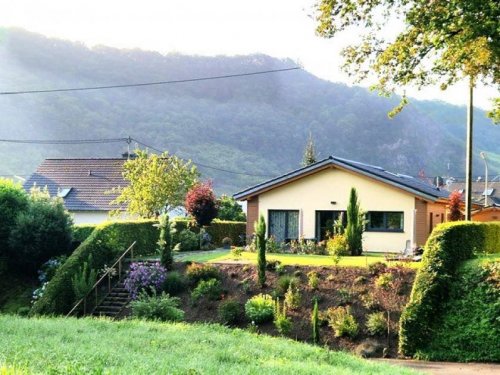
[315,0,499,117]
[112,150,199,218]
[216,195,246,222]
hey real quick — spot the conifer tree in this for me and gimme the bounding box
[157,213,173,269]
[312,298,320,344]
[254,214,267,287]
[345,187,364,256]
[302,132,317,167]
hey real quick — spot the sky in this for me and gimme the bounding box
[0,0,497,109]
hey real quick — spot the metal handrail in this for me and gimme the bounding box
[66,241,136,317]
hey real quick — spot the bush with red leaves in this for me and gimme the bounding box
[185,181,219,227]
[448,190,463,221]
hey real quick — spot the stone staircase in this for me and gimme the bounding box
[93,282,130,318]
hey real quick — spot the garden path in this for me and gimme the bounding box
[374,359,500,375]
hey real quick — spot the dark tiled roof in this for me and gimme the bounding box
[234,156,449,201]
[23,158,128,211]
[446,181,500,207]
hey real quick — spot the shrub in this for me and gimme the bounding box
[245,294,274,324]
[0,179,28,263]
[255,215,267,287]
[124,262,167,300]
[284,283,301,310]
[231,247,243,259]
[174,229,199,252]
[266,235,279,253]
[38,256,68,284]
[266,260,282,271]
[72,224,96,244]
[307,271,320,289]
[312,299,320,344]
[345,187,364,256]
[354,275,367,284]
[375,273,394,290]
[399,221,500,356]
[221,237,232,249]
[218,299,242,325]
[71,256,97,300]
[360,293,378,310]
[274,300,292,335]
[366,312,387,336]
[162,271,187,295]
[216,194,246,222]
[191,278,222,302]
[131,290,184,322]
[157,214,173,269]
[185,181,218,227]
[9,188,73,273]
[172,219,246,247]
[31,219,158,315]
[186,263,220,284]
[326,235,349,256]
[337,288,352,305]
[368,262,387,275]
[326,306,359,338]
[276,275,298,296]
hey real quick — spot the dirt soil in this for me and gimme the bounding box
[156,261,416,358]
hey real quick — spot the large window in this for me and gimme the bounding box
[268,210,299,243]
[366,211,404,232]
[315,210,347,241]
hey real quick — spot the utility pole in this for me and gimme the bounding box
[480,152,488,208]
[465,79,474,220]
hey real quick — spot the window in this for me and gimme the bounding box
[57,187,72,198]
[315,210,347,241]
[268,210,299,243]
[366,211,404,232]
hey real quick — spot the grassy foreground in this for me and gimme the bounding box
[0,315,418,375]
[175,250,421,268]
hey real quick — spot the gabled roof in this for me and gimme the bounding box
[234,156,450,202]
[446,181,500,207]
[23,158,128,211]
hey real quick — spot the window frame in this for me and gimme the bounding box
[315,210,347,241]
[268,209,299,242]
[365,211,404,233]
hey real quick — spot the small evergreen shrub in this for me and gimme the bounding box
[354,275,367,284]
[174,229,199,252]
[191,278,222,302]
[337,288,352,305]
[162,271,187,295]
[307,271,320,289]
[276,275,298,296]
[326,306,359,338]
[368,262,387,275]
[366,312,387,336]
[312,299,320,344]
[274,300,292,335]
[131,290,184,322]
[266,260,282,271]
[284,283,301,310]
[375,273,394,290]
[186,263,220,284]
[245,294,274,324]
[71,256,97,300]
[218,299,242,325]
[124,262,167,300]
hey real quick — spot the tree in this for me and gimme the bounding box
[217,195,246,222]
[0,178,28,262]
[302,132,317,167]
[448,190,463,221]
[157,214,173,270]
[185,181,219,227]
[112,150,198,218]
[345,187,364,256]
[315,0,499,117]
[9,187,73,273]
[255,214,267,287]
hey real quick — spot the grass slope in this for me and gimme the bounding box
[0,316,418,375]
[415,256,499,362]
[175,250,421,268]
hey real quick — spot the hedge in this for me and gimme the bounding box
[31,220,157,315]
[72,224,98,244]
[399,221,500,356]
[172,219,246,247]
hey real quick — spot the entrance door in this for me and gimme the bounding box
[315,210,347,241]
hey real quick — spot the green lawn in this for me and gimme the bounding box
[0,315,419,375]
[175,250,421,268]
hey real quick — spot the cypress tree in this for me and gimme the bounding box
[312,298,319,344]
[158,213,173,270]
[302,132,317,167]
[346,187,364,256]
[254,214,267,287]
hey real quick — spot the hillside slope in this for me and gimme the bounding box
[0,28,498,193]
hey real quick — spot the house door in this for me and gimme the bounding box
[268,210,299,243]
[315,210,347,241]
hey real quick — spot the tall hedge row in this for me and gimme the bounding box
[172,219,246,246]
[31,220,157,315]
[399,221,500,356]
[72,224,97,244]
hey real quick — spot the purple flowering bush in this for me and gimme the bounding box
[124,262,167,299]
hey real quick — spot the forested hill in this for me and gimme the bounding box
[0,28,498,194]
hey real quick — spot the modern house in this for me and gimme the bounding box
[23,158,128,224]
[446,181,499,222]
[234,156,450,253]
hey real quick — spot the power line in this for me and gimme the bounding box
[0,138,127,144]
[0,67,301,95]
[131,138,275,178]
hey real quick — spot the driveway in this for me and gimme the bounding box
[374,359,500,375]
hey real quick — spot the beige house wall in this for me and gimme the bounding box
[256,167,417,253]
[71,211,130,225]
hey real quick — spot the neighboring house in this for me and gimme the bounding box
[234,156,450,253]
[446,181,500,222]
[23,158,128,224]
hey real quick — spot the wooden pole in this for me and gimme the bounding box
[465,78,474,220]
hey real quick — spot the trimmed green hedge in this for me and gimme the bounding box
[72,224,97,244]
[31,220,157,315]
[399,221,500,356]
[172,219,245,247]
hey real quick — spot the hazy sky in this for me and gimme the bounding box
[0,0,497,109]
